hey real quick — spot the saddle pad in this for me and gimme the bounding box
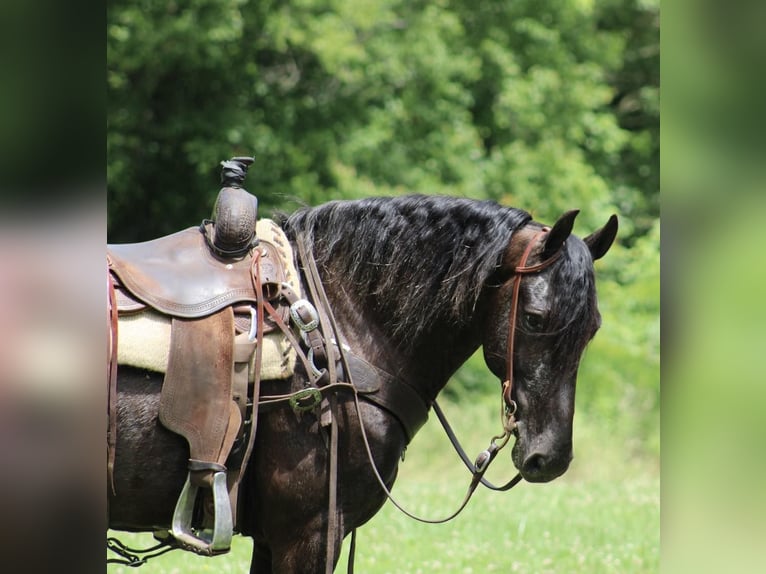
[117,309,296,381]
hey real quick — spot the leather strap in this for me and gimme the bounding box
[293,235,340,574]
[503,227,560,414]
[159,308,236,484]
[341,354,429,442]
[295,237,334,382]
[231,251,266,531]
[107,264,119,496]
[326,394,339,573]
[276,283,327,380]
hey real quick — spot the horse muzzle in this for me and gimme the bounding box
[511,424,573,483]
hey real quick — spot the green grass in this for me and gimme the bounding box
[108,400,659,573]
[335,474,658,573]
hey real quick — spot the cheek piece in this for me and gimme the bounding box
[502,227,560,428]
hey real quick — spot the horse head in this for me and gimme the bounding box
[483,212,618,482]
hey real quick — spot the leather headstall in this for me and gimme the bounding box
[502,226,562,419]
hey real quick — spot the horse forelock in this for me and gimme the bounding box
[281,194,532,347]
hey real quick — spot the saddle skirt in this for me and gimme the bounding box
[108,219,295,318]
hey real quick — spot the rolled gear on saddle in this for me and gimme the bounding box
[206,156,259,258]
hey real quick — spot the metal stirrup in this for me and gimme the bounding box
[170,470,233,555]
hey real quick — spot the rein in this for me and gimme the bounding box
[347,226,560,526]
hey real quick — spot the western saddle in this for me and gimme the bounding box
[107,157,309,555]
[107,158,433,564]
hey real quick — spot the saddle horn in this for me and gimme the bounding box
[210,156,258,258]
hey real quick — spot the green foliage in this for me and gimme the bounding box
[108,0,659,456]
[108,0,658,237]
[578,219,660,456]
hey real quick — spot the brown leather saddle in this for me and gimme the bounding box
[109,223,288,326]
[108,215,294,555]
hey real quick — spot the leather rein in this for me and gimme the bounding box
[350,226,561,526]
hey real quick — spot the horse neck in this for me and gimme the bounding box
[320,276,490,404]
[284,196,528,401]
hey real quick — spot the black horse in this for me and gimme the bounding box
[108,194,617,573]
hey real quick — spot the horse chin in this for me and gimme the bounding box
[520,465,568,484]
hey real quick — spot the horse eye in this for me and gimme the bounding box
[522,312,545,332]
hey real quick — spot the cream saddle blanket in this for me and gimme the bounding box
[117,219,299,380]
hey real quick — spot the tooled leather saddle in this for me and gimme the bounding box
[107,157,296,555]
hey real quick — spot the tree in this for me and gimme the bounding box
[108,0,658,243]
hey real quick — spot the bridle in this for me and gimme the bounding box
[502,226,561,424]
[429,225,564,495]
[349,225,564,530]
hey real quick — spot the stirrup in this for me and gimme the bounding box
[170,470,233,555]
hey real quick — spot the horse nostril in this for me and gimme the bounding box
[520,450,571,483]
[521,452,546,480]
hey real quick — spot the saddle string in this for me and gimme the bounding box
[233,248,266,521]
[107,263,119,496]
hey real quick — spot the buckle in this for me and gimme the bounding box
[306,348,325,378]
[289,299,320,332]
[289,387,322,412]
[170,471,232,555]
[247,305,258,342]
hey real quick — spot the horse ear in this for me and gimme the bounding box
[542,210,579,259]
[584,214,619,261]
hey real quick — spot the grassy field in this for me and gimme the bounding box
[107,399,659,573]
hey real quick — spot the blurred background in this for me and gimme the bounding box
[106,0,660,572]
[29,0,766,572]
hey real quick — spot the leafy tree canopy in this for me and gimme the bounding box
[108,0,657,243]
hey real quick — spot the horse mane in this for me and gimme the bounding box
[280,194,532,345]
